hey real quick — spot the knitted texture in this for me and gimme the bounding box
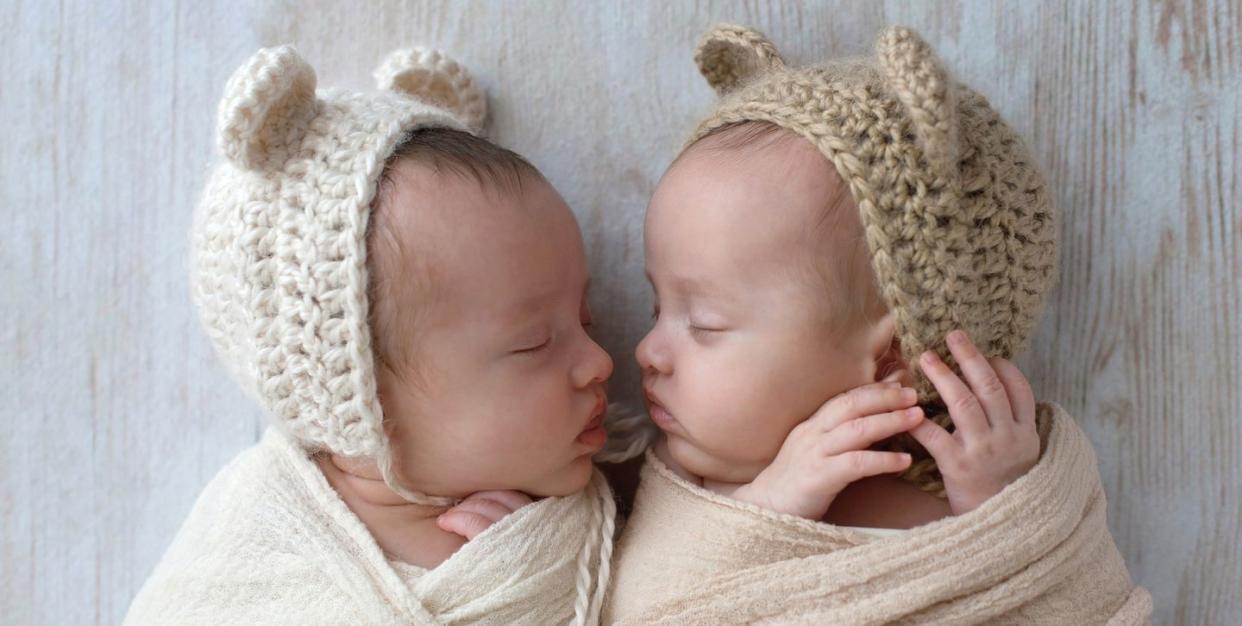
[604,404,1151,625]
[688,25,1058,493]
[124,428,618,625]
[191,45,485,505]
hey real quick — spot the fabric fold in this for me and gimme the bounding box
[126,428,614,625]
[605,403,1150,625]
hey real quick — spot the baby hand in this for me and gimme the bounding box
[436,490,532,540]
[732,383,921,520]
[909,330,1040,515]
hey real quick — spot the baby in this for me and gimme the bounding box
[605,25,1148,624]
[126,47,615,625]
[638,121,1038,528]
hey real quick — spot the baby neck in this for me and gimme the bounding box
[653,437,748,497]
[316,453,464,568]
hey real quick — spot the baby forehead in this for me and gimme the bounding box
[647,141,867,294]
[378,162,568,237]
[371,171,583,290]
[663,130,846,208]
[683,121,827,169]
[652,146,853,245]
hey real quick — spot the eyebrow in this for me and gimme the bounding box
[512,277,592,314]
[646,271,732,301]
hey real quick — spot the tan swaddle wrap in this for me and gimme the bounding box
[604,404,1150,625]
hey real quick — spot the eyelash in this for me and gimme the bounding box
[514,338,551,354]
[514,313,594,356]
[652,305,722,336]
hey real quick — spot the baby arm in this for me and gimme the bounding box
[437,490,533,540]
[731,383,923,520]
[909,330,1041,515]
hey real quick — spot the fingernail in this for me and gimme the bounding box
[902,388,917,402]
[921,351,939,365]
[907,406,922,418]
[949,330,965,345]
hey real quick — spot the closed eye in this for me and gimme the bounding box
[513,338,552,354]
[688,315,726,334]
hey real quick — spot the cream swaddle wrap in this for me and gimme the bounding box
[127,428,614,625]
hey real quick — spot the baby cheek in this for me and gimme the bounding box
[506,368,575,429]
[690,359,788,462]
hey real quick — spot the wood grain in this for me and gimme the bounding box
[2,1,1237,624]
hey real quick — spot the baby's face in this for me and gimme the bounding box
[637,136,883,484]
[376,162,613,498]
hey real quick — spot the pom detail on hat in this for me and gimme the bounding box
[876,26,960,180]
[216,45,319,170]
[694,24,786,96]
[374,47,487,133]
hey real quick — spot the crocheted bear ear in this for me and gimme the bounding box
[694,24,786,96]
[876,26,959,179]
[216,45,318,171]
[374,48,487,133]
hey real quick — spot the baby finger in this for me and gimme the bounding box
[820,407,924,456]
[828,450,914,483]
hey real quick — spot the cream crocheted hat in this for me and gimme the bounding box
[688,25,1058,491]
[191,45,486,504]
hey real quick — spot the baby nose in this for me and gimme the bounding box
[575,337,614,387]
[635,329,670,375]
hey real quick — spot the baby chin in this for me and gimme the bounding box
[524,454,597,497]
[662,432,765,485]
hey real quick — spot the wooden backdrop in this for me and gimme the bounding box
[3,1,1238,623]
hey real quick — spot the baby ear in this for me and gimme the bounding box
[374,48,487,133]
[694,24,785,96]
[876,26,959,178]
[216,45,318,170]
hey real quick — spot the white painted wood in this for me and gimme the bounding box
[2,1,1237,623]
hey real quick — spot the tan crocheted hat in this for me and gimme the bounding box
[191,45,486,504]
[688,25,1057,490]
